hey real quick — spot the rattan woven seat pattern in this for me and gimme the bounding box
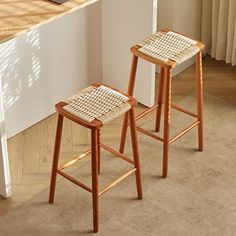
[138,31,199,65]
[63,85,131,124]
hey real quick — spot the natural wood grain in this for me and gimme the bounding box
[119,55,138,154]
[7,133,24,184]
[0,0,99,44]
[23,172,51,184]
[23,122,41,173]
[196,51,204,151]
[155,67,165,132]
[71,122,89,151]
[91,128,99,232]
[162,68,171,178]
[60,117,73,153]
[40,114,57,164]
[129,107,142,199]
[49,113,64,203]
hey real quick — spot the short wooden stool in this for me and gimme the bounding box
[49,83,142,233]
[120,29,205,178]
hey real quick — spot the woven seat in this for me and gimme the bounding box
[138,31,200,65]
[132,29,205,69]
[49,83,142,233]
[120,29,205,178]
[63,85,132,124]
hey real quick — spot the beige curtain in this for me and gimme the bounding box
[201,0,236,65]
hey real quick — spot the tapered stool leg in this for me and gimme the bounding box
[119,113,129,154]
[155,67,166,132]
[49,113,64,203]
[97,129,101,174]
[119,55,139,153]
[91,129,99,233]
[196,51,204,151]
[129,108,143,199]
[162,68,172,178]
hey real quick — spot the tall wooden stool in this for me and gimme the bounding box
[49,83,142,233]
[120,29,205,178]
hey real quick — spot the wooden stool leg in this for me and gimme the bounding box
[119,113,129,154]
[129,108,143,199]
[49,113,64,204]
[91,129,99,233]
[196,51,203,151]
[162,68,172,178]
[155,67,166,132]
[98,129,101,174]
[119,55,139,154]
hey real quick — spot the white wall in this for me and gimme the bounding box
[157,0,202,75]
[158,0,202,39]
[101,0,158,107]
[0,1,102,138]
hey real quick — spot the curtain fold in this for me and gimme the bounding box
[201,0,236,65]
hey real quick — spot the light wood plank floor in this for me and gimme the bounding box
[0,57,235,215]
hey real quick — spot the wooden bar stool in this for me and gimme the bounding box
[120,29,205,178]
[49,83,142,233]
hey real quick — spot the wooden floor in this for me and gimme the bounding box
[0,56,236,215]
